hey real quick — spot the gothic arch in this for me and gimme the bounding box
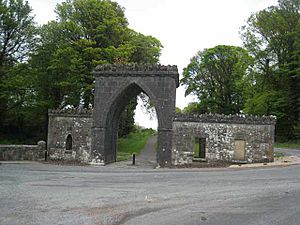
[104,82,162,163]
[91,64,179,167]
[98,80,162,129]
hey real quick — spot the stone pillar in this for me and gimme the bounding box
[91,127,106,165]
[37,140,46,150]
[157,128,173,167]
[37,140,46,159]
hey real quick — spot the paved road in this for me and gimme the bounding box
[135,135,157,166]
[1,162,300,225]
[275,147,300,157]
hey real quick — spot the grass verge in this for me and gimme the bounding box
[117,128,156,161]
[274,140,300,149]
[274,151,286,158]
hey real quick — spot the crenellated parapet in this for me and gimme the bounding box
[93,63,179,87]
[173,113,277,125]
[94,63,178,73]
[48,108,93,118]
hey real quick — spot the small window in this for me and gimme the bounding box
[194,137,206,159]
[66,134,72,150]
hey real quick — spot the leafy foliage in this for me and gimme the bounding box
[0,0,162,142]
[182,0,300,141]
[181,45,253,115]
[2,0,299,143]
[0,0,38,141]
[0,0,37,66]
[31,0,162,137]
[118,98,138,137]
[241,0,300,140]
[182,102,205,114]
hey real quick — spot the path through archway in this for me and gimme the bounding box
[91,64,178,167]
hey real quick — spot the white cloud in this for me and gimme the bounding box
[28,0,63,24]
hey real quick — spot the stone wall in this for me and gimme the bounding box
[47,109,93,163]
[47,110,276,166]
[0,141,46,161]
[172,114,276,165]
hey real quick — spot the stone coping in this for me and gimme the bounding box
[93,64,179,86]
[0,145,37,148]
[93,63,178,74]
[173,113,276,125]
[48,110,276,125]
[48,109,93,117]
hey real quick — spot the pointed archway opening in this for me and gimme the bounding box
[104,83,159,164]
[92,64,179,167]
[131,94,158,165]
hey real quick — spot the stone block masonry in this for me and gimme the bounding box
[46,110,276,167]
[0,141,46,161]
[47,109,93,163]
[1,64,276,167]
[92,64,178,167]
[172,113,276,165]
[46,64,276,167]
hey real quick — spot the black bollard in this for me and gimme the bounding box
[45,150,48,161]
[132,153,136,165]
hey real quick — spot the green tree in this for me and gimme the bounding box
[31,0,162,138]
[0,0,36,67]
[0,0,37,140]
[1,63,46,142]
[181,45,253,115]
[175,107,182,113]
[241,0,300,140]
[182,102,206,114]
[118,99,138,137]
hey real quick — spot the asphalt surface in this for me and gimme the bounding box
[275,147,300,157]
[135,136,157,166]
[1,161,300,225]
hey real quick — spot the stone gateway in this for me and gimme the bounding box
[91,64,178,167]
[47,64,276,167]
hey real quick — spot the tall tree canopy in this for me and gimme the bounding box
[181,45,253,115]
[0,0,36,67]
[33,0,162,109]
[0,0,162,142]
[0,0,37,141]
[241,0,300,140]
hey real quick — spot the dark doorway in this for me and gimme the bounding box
[66,134,72,150]
[194,137,206,159]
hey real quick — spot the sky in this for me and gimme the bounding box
[27,0,278,129]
